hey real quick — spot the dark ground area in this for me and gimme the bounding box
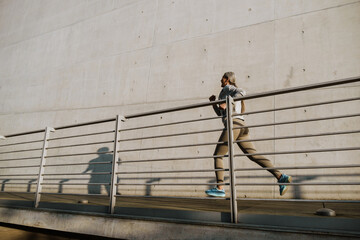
[0,222,122,240]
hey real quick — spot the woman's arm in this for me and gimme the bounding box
[209,95,222,116]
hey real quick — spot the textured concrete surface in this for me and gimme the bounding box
[0,223,117,240]
[0,0,359,199]
[0,206,359,240]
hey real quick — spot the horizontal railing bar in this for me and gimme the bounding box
[116,183,229,186]
[0,140,43,148]
[234,130,360,144]
[46,151,113,158]
[235,97,360,117]
[0,182,37,185]
[0,178,37,180]
[236,198,360,203]
[0,191,35,194]
[0,165,39,169]
[3,130,45,138]
[119,154,228,164]
[233,113,360,130]
[234,147,360,157]
[116,168,229,175]
[124,100,226,119]
[41,183,110,185]
[235,164,360,172]
[124,77,360,119]
[236,182,360,186]
[0,174,38,177]
[44,161,112,167]
[0,156,40,162]
[117,177,199,180]
[42,172,111,176]
[0,148,42,155]
[120,128,224,142]
[55,118,116,130]
[233,76,360,102]
[115,195,229,200]
[46,141,114,149]
[49,131,115,141]
[118,141,225,153]
[2,121,114,141]
[40,192,108,197]
[121,116,222,132]
[42,178,90,180]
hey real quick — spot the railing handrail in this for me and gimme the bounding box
[1,76,359,139]
[125,76,360,119]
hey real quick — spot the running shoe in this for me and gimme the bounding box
[205,187,225,197]
[278,174,292,196]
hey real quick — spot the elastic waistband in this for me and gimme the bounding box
[223,117,245,125]
[233,118,245,126]
[233,116,244,121]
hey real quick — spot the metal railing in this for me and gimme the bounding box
[0,76,359,224]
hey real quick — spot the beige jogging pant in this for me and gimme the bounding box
[214,119,282,184]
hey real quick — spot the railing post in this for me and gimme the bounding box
[226,96,238,223]
[34,126,55,208]
[109,115,125,214]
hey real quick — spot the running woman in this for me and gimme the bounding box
[206,72,291,197]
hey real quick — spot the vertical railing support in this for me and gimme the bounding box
[34,127,55,208]
[226,96,238,223]
[109,115,125,214]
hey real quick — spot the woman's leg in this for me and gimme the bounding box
[213,128,241,189]
[236,127,282,180]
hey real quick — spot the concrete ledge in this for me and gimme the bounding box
[0,207,359,240]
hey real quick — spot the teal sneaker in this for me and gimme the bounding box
[205,187,225,197]
[278,174,292,196]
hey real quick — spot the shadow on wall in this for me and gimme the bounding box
[54,147,114,195]
[81,147,113,195]
[58,179,70,194]
[235,174,318,198]
[27,179,36,192]
[51,147,162,197]
[292,175,317,199]
[1,179,10,191]
[146,178,161,196]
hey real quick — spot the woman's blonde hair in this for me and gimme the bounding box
[223,71,245,112]
[223,72,237,87]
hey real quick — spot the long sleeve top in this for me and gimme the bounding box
[218,85,246,124]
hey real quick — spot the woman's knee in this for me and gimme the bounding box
[214,144,228,156]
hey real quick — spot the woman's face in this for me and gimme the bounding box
[221,77,229,87]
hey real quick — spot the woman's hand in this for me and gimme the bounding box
[209,95,222,116]
[219,103,226,109]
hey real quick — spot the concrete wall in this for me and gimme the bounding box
[0,0,359,200]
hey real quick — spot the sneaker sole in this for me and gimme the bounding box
[287,176,292,183]
[280,176,292,196]
[280,186,288,196]
[205,192,225,197]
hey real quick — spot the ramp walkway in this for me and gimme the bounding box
[0,77,359,239]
